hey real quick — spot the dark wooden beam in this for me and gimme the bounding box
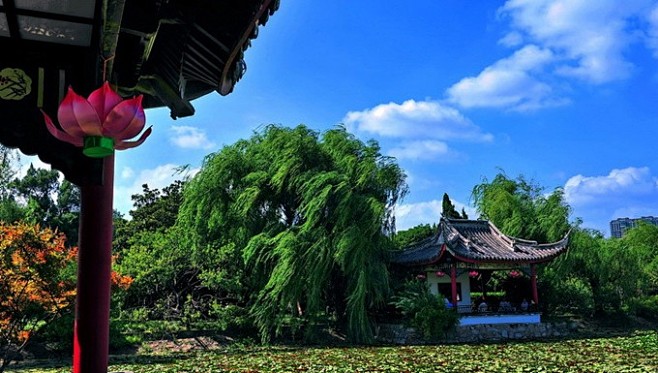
[2,0,20,39]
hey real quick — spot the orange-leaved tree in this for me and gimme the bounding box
[0,223,131,370]
[0,223,74,369]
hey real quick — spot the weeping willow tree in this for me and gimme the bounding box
[471,172,570,243]
[178,125,407,342]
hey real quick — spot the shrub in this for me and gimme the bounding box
[391,280,459,340]
[209,302,252,331]
[37,313,74,351]
[543,276,595,316]
[632,295,658,321]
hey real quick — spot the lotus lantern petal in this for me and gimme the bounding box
[43,82,152,158]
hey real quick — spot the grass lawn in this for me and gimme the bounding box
[7,330,658,372]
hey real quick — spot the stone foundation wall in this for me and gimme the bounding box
[375,321,580,345]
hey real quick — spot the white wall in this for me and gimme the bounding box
[426,270,472,311]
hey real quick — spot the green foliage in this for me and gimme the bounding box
[594,238,647,312]
[441,193,460,219]
[52,182,80,244]
[0,147,17,196]
[631,295,658,321]
[11,165,59,223]
[9,166,80,245]
[208,302,253,331]
[543,224,658,316]
[38,313,137,352]
[0,197,24,224]
[393,223,436,249]
[128,181,185,234]
[114,181,185,254]
[178,125,408,343]
[441,193,467,220]
[36,313,74,351]
[541,274,594,316]
[0,148,26,224]
[113,180,200,323]
[471,172,570,242]
[114,228,198,320]
[391,280,458,339]
[620,223,658,292]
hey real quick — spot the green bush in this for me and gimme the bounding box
[543,276,595,316]
[391,280,459,340]
[38,314,142,352]
[633,295,658,321]
[38,313,74,351]
[209,302,252,331]
[594,283,625,314]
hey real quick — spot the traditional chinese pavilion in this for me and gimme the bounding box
[392,218,569,324]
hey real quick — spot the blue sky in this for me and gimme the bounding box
[29,0,658,237]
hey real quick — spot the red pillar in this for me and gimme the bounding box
[73,155,114,373]
[530,264,539,308]
[450,264,458,310]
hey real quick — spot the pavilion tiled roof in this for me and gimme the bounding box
[391,218,569,266]
[390,234,442,266]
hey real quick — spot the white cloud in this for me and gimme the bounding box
[395,200,443,231]
[448,1,657,112]
[169,125,216,149]
[563,167,658,235]
[388,140,452,161]
[564,167,658,206]
[447,45,562,111]
[499,31,524,47]
[121,167,135,179]
[114,164,199,216]
[499,0,651,84]
[343,99,493,142]
[395,199,477,231]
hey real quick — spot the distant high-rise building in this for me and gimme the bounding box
[610,216,658,238]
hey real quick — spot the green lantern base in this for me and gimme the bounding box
[83,136,115,158]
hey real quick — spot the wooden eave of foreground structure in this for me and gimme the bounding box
[0,0,279,185]
[391,218,569,267]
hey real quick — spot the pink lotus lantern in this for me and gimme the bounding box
[509,270,522,278]
[468,270,479,278]
[43,82,152,158]
[435,271,446,277]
